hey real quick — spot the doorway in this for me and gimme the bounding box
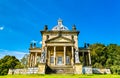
[57,56,62,65]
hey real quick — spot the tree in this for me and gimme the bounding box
[0,55,23,75]
[90,43,120,74]
[90,43,107,68]
[20,54,29,68]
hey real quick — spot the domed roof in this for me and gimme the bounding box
[52,19,69,31]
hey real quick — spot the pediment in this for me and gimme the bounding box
[50,37,71,42]
[45,36,74,43]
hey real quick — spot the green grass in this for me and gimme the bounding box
[0,74,120,78]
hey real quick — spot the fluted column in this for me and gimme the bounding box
[54,46,56,65]
[64,46,66,65]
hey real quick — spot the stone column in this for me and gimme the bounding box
[33,54,35,67]
[54,46,56,65]
[82,52,85,66]
[88,51,91,66]
[30,53,33,67]
[49,50,51,65]
[72,46,74,65]
[45,46,47,63]
[64,46,66,65]
[35,52,37,65]
[29,54,31,67]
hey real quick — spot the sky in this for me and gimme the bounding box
[0,0,120,59]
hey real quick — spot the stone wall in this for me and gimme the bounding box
[82,66,92,74]
[92,68,111,74]
[8,69,27,75]
[8,67,39,75]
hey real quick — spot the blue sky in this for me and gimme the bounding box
[0,0,120,59]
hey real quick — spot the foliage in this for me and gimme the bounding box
[90,43,120,74]
[0,55,23,75]
[20,54,29,68]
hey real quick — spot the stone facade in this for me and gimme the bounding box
[28,19,92,74]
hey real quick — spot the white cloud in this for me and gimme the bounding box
[39,41,42,44]
[0,26,4,30]
[0,49,28,60]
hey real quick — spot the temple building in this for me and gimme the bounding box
[28,19,91,74]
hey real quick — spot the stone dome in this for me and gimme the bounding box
[52,19,69,31]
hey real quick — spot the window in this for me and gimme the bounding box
[57,57,62,65]
[66,56,70,64]
[50,56,54,63]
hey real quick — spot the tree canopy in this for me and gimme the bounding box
[90,43,120,74]
[0,55,23,75]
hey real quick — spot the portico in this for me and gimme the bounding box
[46,46,74,66]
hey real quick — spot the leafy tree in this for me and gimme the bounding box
[0,55,23,75]
[90,43,107,68]
[90,43,120,74]
[20,54,29,68]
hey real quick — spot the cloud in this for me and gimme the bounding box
[39,41,42,44]
[0,26,4,30]
[0,49,28,60]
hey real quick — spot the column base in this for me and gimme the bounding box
[38,63,46,74]
[74,63,82,74]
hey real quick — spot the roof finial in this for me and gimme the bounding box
[58,18,63,26]
[52,19,69,31]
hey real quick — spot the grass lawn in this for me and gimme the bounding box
[0,74,120,78]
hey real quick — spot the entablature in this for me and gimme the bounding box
[29,48,42,53]
[30,49,42,53]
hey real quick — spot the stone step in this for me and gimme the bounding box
[27,67,39,74]
[48,65,74,74]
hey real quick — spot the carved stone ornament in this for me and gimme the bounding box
[75,50,80,63]
[41,51,46,63]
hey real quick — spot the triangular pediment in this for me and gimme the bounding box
[45,36,74,43]
[50,37,71,42]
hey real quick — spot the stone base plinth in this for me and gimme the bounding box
[74,63,82,74]
[82,66,92,74]
[38,63,46,74]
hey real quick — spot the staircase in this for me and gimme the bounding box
[46,65,74,74]
[27,67,39,74]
